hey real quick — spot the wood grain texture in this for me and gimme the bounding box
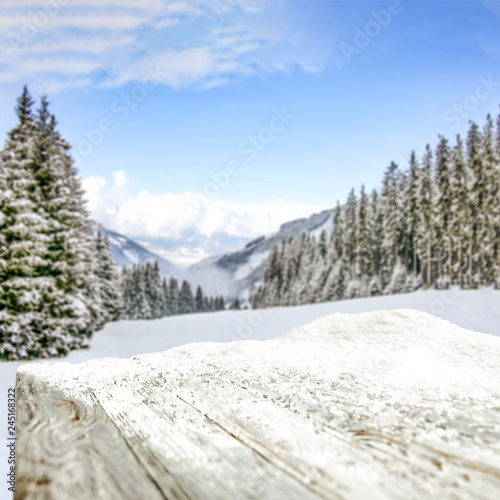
[14,311,500,499]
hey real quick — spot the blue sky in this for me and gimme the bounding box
[1,0,500,263]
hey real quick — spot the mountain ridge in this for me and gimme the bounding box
[92,222,180,277]
[185,208,335,300]
[95,206,335,300]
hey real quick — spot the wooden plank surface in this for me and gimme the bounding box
[15,310,500,499]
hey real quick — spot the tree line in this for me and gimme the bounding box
[0,87,121,360]
[120,262,226,320]
[251,111,500,308]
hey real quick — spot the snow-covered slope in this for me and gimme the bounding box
[185,208,334,299]
[92,222,179,276]
[2,288,500,500]
[40,287,500,360]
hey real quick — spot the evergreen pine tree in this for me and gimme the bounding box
[466,121,485,287]
[330,201,344,261]
[144,262,165,319]
[356,185,370,277]
[178,280,194,314]
[195,285,205,312]
[120,267,130,316]
[317,229,327,260]
[95,231,122,321]
[417,145,435,286]
[367,189,384,279]
[482,115,497,283]
[230,298,241,310]
[381,161,401,286]
[29,96,107,332]
[125,266,151,320]
[495,114,500,283]
[343,189,357,275]
[322,259,348,302]
[0,87,89,359]
[162,277,171,316]
[203,296,211,312]
[450,135,469,286]
[435,136,453,285]
[262,245,283,305]
[404,151,420,274]
[167,277,179,315]
[385,261,409,295]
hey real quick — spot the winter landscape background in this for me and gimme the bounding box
[2,87,500,359]
[1,1,500,498]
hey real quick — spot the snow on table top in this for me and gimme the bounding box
[16,309,500,500]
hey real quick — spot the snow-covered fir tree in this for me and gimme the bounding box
[0,87,118,360]
[166,277,179,316]
[467,121,485,287]
[229,298,241,310]
[122,265,151,320]
[144,262,164,319]
[417,144,435,286]
[343,189,357,276]
[435,136,453,286]
[367,189,384,281]
[195,285,205,313]
[380,161,402,287]
[95,231,122,322]
[449,135,469,286]
[404,151,420,275]
[356,185,370,279]
[495,115,500,284]
[178,280,194,314]
[482,115,498,284]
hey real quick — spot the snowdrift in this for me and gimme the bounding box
[15,310,500,499]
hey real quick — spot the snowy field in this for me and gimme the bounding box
[2,287,500,499]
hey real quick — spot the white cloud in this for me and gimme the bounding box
[0,0,332,92]
[82,171,327,264]
[81,175,106,214]
[112,170,131,188]
[7,35,136,54]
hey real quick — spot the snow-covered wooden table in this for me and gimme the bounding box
[15,310,500,500]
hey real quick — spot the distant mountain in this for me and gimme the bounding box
[93,207,334,301]
[92,222,179,277]
[128,231,252,270]
[184,208,334,301]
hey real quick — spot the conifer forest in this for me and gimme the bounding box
[251,112,500,308]
[0,88,223,360]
